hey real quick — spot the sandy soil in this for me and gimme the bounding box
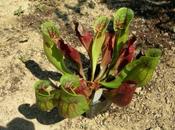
[0,0,175,130]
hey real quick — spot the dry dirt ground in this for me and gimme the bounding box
[0,0,175,130]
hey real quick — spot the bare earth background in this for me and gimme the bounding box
[0,0,175,130]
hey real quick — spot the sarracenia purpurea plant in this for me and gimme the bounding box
[34,7,161,118]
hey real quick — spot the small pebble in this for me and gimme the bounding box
[166,56,175,68]
[19,35,29,43]
[164,33,169,36]
[135,87,142,94]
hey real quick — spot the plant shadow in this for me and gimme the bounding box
[64,0,87,15]
[0,117,35,130]
[155,9,175,35]
[18,104,64,125]
[102,0,175,39]
[22,60,61,81]
[54,8,69,21]
[102,0,175,18]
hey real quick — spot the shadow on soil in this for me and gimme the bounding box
[22,60,61,81]
[18,104,64,125]
[64,0,88,15]
[19,60,65,124]
[0,117,35,130]
[102,0,175,18]
[102,0,175,37]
